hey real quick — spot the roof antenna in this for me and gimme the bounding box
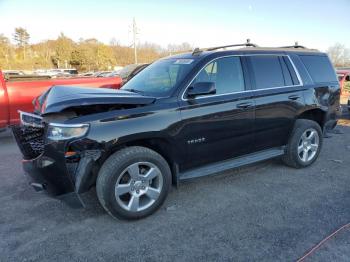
[192,47,202,56]
[245,39,257,47]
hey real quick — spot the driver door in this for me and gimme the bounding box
[178,56,255,170]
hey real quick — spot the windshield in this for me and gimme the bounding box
[121,58,196,97]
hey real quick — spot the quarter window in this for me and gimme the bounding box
[300,55,338,83]
[191,56,245,95]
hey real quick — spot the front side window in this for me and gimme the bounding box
[191,56,245,95]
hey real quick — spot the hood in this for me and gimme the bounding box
[35,85,156,115]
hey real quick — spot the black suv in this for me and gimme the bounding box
[12,42,341,220]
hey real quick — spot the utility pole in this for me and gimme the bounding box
[132,18,138,64]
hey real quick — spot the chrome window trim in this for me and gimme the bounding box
[288,55,303,86]
[181,54,304,101]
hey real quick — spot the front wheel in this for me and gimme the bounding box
[96,146,171,220]
[282,119,323,168]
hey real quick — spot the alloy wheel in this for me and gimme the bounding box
[114,162,163,212]
[297,128,319,162]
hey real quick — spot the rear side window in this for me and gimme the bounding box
[299,55,337,83]
[192,56,245,95]
[249,56,289,89]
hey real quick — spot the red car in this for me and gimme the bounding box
[0,70,122,129]
[337,70,350,95]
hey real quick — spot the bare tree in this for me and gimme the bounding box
[327,43,350,67]
[13,27,30,59]
[109,38,120,46]
[0,34,12,68]
[167,42,192,55]
[1,28,200,70]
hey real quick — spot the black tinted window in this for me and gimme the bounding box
[300,55,337,83]
[249,56,286,89]
[192,56,244,95]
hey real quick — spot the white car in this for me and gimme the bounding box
[34,69,78,77]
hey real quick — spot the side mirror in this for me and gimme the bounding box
[187,82,216,98]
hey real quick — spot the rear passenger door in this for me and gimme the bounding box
[246,55,305,151]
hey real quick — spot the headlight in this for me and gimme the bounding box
[47,123,89,141]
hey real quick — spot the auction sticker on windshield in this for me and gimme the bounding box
[174,59,194,64]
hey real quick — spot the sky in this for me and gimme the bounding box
[0,0,349,51]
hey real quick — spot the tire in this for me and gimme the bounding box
[96,146,171,220]
[282,119,323,168]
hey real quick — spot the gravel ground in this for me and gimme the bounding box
[0,103,349,262]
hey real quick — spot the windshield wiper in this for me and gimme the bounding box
[123,88,144,95]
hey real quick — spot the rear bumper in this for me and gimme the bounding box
[324,103,341,130]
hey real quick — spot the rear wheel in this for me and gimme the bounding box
[96,146,171,220]
[282,119,323,168]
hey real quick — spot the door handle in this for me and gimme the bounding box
[288,95,300,100]
[237,102,253,109]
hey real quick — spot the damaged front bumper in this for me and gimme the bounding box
[12,124,101,208]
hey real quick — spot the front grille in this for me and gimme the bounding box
[11,125,45,159]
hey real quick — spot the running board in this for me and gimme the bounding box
[179,147,285,181]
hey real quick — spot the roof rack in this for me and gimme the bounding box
[279,42,307,49]
[191,41,316,56]
[192,39,258,55]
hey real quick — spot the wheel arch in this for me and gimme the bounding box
[296,108,327,129]
[102,137,181,186]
